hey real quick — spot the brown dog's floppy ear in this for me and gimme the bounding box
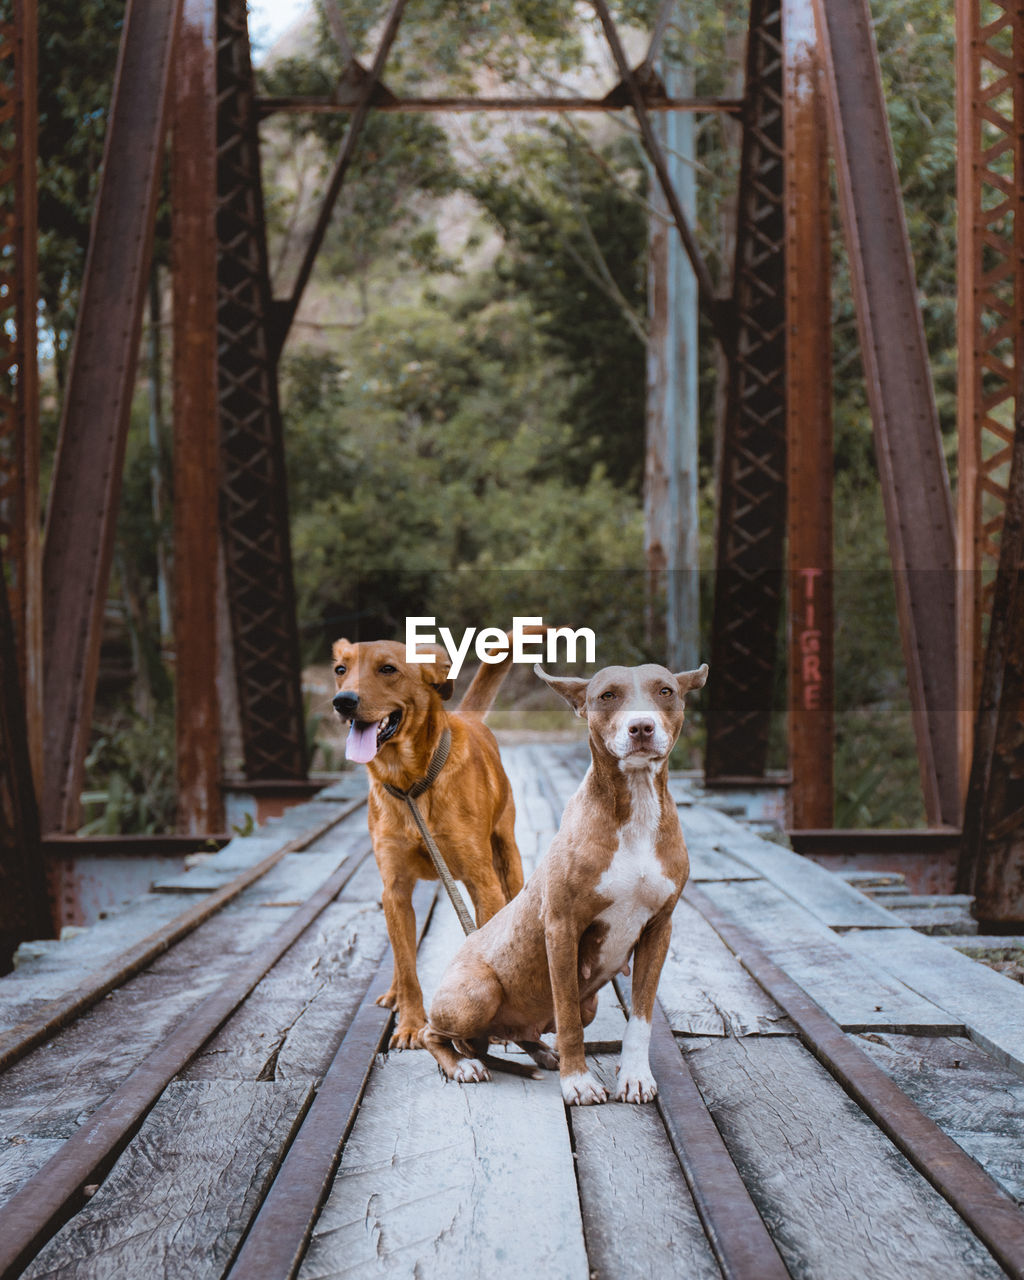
[416,644,452,698]
[534,664,590,717]
[675,663,709,696]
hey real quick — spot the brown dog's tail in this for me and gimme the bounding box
[457,625,550,719]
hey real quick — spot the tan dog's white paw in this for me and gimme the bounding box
[615,1071,658,1104]
[452,1057,490,1083]
[561,1071,609,1106]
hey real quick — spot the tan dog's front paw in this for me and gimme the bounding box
[375,989,398,1011]
[389,1022,425,1051]
[615,1071,658,1104]
[451,1057,490,1083]
[561,1071,609,1106]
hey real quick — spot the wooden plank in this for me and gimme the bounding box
[659,898,791,1036]
[0,859,366,1275]
[886,906,978,936]
[297,1051,590,1280]
[569,1054,721,1280]
[714,830,902,929]
[686,843,760,882]
[682,1036,1006,1279]
[696,880,962,1031]
[855,1033,1024,1204]
[841,928,1024,1075]
[0,896,320,1198]
[182,899,390,1083]
[20,1080,311,1279]
[677,805,737,844]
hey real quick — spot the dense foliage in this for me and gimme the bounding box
[34,0,959,828]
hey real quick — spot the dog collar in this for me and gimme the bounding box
[379,727,451,801]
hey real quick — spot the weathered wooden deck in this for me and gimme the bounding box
[2,743,1024,1278]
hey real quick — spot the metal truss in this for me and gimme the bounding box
[815,0,959,827]
[956,0,1024,780]
[784,0,833,828]
[0,548,51,961]
[216,0,308,781]
[956,0,1024,917]
[705,0,787,781]
[0,0,40,779]
[959,415,1024,920]
[41,0,182,831]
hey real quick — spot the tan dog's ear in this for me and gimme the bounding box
[416,644,453,698]
[675,663,709,695]
[534,664,590,717]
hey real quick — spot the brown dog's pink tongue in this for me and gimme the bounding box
[345,722,379,764]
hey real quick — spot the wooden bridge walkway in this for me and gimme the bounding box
[2,744,1024,1278]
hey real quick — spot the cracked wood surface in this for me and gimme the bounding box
[297,1051,589,1280]
[681,1036,1006,1280]
[570,1055,722,1279]
[5,744,1024,1278]
[697,879,962,1031]
[20,1081,312,1279]
[855,1033,1024,1204]
[841,927,1024,1075]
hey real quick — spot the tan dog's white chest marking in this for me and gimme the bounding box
[590,774,675,984]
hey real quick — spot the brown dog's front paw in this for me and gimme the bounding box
[389,1022,425,1051]
[375,989,398,1011]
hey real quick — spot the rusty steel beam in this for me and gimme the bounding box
[216,0,307,782]
[705,0,787,780]
[0,551,52,967]
[591,0,730,347]
[812,0,959,827]
[256,93,744,118]
[172,0,224,834]
[958,409,1024,922]
[784,0,833,829]
[276,0,408,347]
[956,0,1024,797]
[40,0,184,832]
[0,0,41,789]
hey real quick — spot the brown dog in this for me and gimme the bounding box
[331,633,531,1049]
[423,660,708,1100]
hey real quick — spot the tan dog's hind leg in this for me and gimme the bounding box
[378,872,427,1049]
[425,969,503,1082]
[616,906,673,1103]
[546,921,608,1106]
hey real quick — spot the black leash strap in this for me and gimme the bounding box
[380,729,477,936]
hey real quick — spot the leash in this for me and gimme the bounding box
[379,728,477,936]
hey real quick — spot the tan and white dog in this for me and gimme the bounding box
[423,659,709,1104]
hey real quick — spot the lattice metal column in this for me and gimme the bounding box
[956,0,1024,794]
[705,0,787,780]
[216,0,308,782]
[0,0,40,784]
[0,555,50,963]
